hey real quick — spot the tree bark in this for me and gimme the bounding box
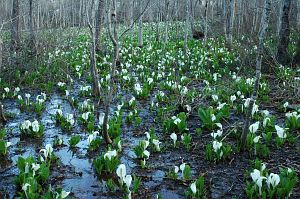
[277,0,291,65]
[11,0,20,66]
[28,0,36,56]
[95,0,105,53]
[224,0,235,47]
[102,0,120,145]
[138,0,144,48]
[88,0,101,97]
[184,0,189,56]
[0,37,2,73]
[240,0,271,149]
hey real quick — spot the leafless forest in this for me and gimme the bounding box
[0,0,299,198]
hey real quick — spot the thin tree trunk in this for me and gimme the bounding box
[164,0,170,43]
[184,0,189,56]
[11,0,20,66]
[297,0,300,31]
[225,0,235,47]
[28,0,36,56]
[204,0,208,41]
[277,0,291,65]
[87,0,101,97]
[0,37,2,73]
[240,0,271,149]
[138,0,143,48]
[95,0,105,52]
[102,0,120,145]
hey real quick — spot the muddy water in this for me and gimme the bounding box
[0,86,181,199]
[1,82,299,199]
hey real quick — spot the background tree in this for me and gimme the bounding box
[87,0,101,97]
[240,0,272,148]
[277,0,291,65]
[11,0,20,66]
[95,0,105,53]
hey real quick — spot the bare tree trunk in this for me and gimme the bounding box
[0,37,2,73]
[102,0,120,145]
[95,0,105,52]
[87,0,101,97]
[28,0,36,56]
[277,0,291,65]
[297,0,300,31]
[240,0,271,149]
[224,0,235,47]
[11,0,20,66]
[164,0,170,43]
[204,0,208,41]
[138,0,143,48]
[184,0,189,56]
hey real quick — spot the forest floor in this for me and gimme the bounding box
[0,27,299,199]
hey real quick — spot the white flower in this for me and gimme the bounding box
[212,95,218,102]
[283,102,289,110]
[82,112,91,121]
[261,163,266,172]
[230,95,236,103]
[143,150,150,159]
[124,175,132,190]
[252,104,259,116]
[46,144,53,156]
[88,134,95,144]
[5,141,12,148]
[253,136,261,143]
[275,125,286,139]
[145,132,150,140]
[173,117,181,125]
[174,166,179,174]
[56,109,63,116]
[212,141,222,153]
[31,163,40,172]
[244,98,251,108]
[217,103,226,110]
[116,164,127,182]
[22,183,31,192]
[129,97,135,106]
[250,169,266,195]
[21,120,31,130]
[25,93,31,99]
[263,117,270,127]
[249,121,260,134]
[31,120,40,133]
[211,130,222,139]
[65,90,69,96]
[98,113,105,126]
[117,140,122,151]
[211,114,216,122]
[152,139,161,151]
[4,87,9,93]
[60,190,70,199]
[179,163,186,172]
[147,78,153,84]
[66,114,75,125]
[190,182,197,194]
[14,87,20,95]
[261,110,270,117]
[267,173,280,188]
[18,95,22,100]
[134,83,142,94]
[170,133,177,146]
[104,150,117,160]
